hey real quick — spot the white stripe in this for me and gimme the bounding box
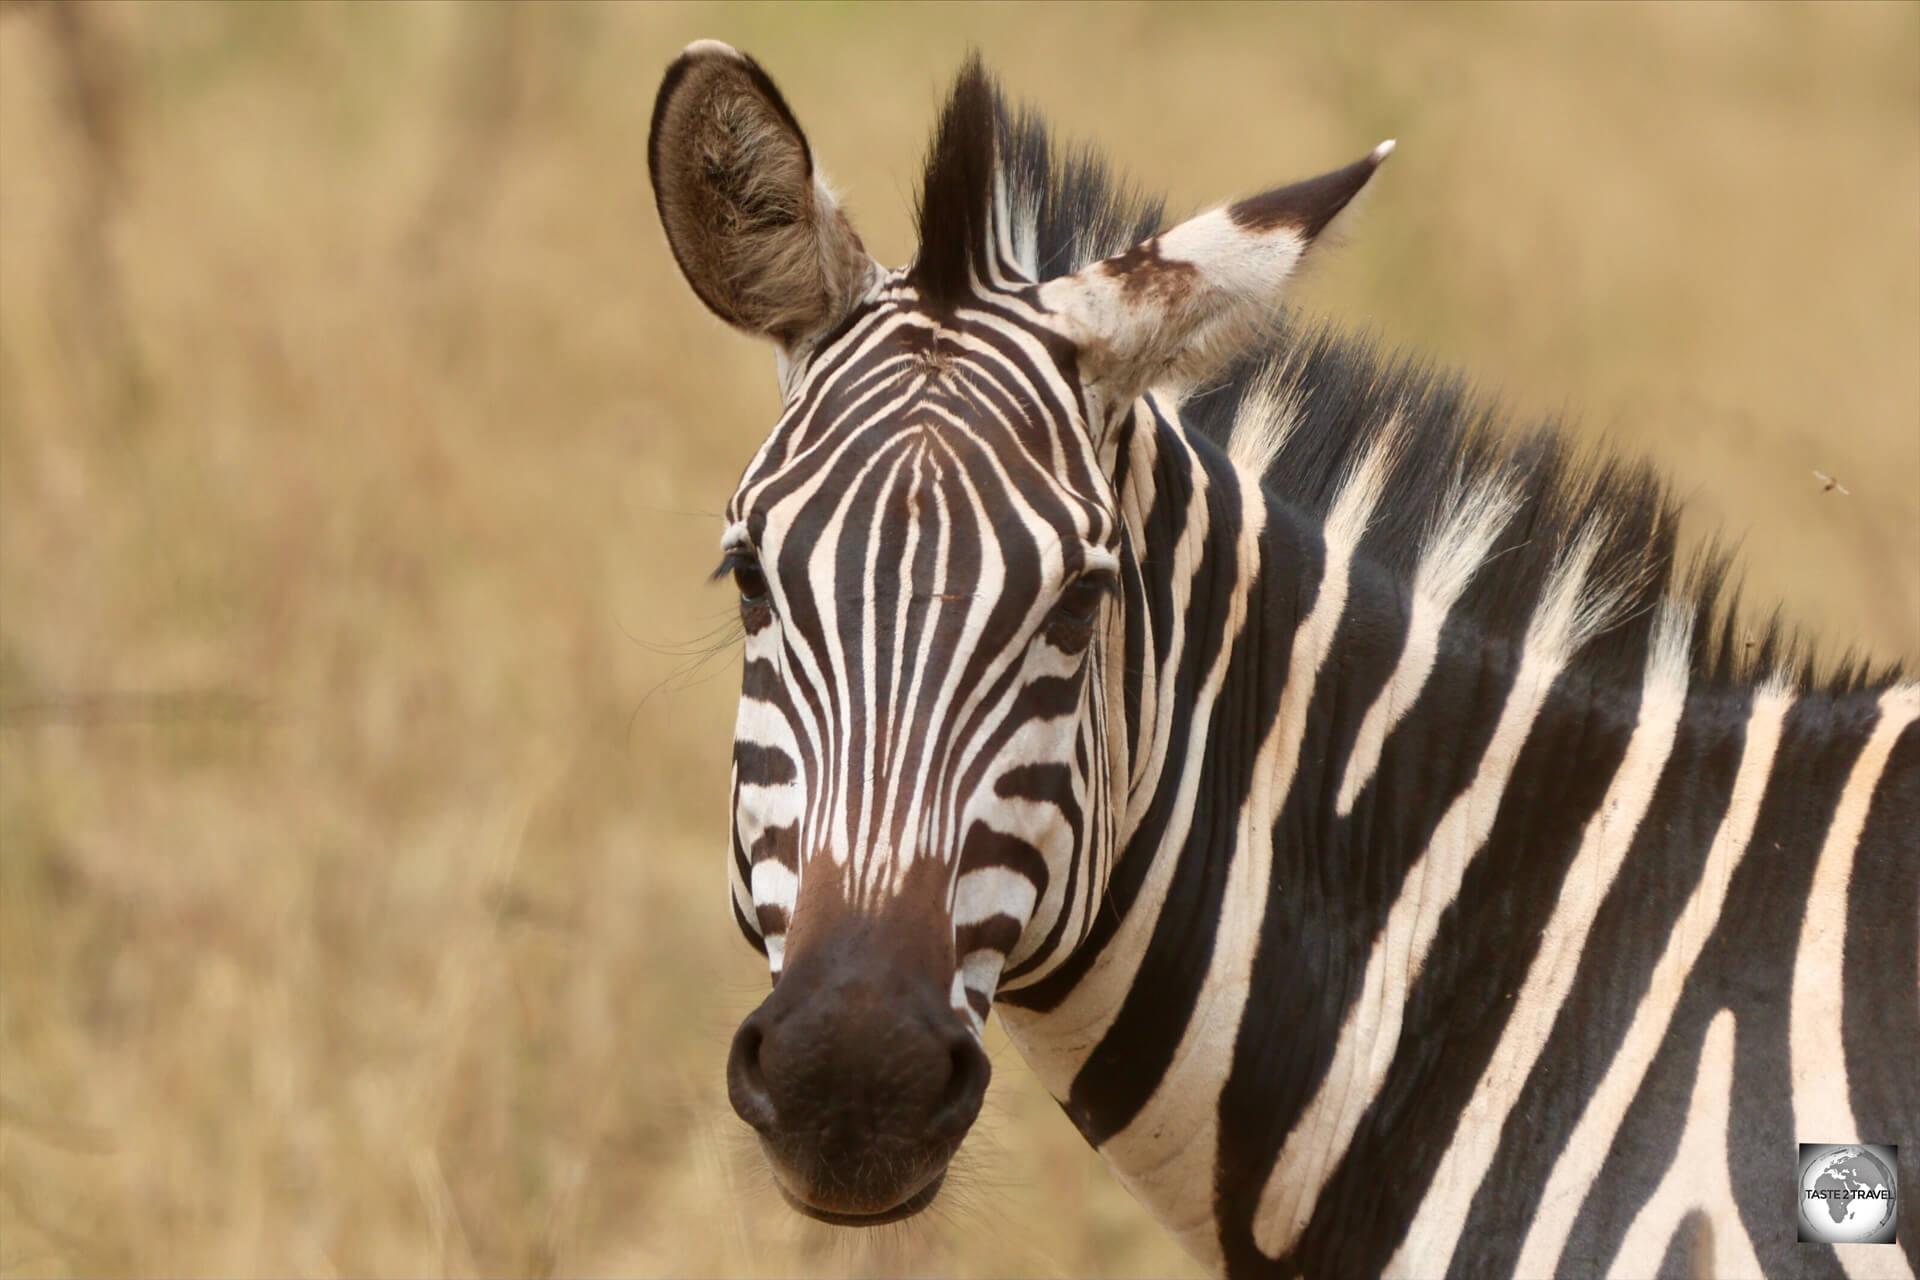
[729,756,758,939]
[1604,1009,1762,1279]
[953,863,1040,929]
[941,303,1107,510]
[1791,684,1920,1280]
[998,436,1243,1097]
[958,950,1002,1035]
[982,667,1094,976]
[1512,681,1795,1278]
[1099,431,1395,1270]
[1388,600,1692,1276]
[1254,523,1613,1257]
[856,450,915,899]
[797,438,901,883]
[733,763,802,831]
[751,398,919,871]
[755,311,921,481]
[878,436,1021,896]
[1336,472,1521,816]
[998,160,1041,280]
[1222,362,1302,480]
[909,395,1085,796]
[749,859,798,914]
[1119,407,1166,803]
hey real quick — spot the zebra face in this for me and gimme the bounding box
[722,300,1126,968]
[650,41,1382,1225]
[714,306,1123,1220]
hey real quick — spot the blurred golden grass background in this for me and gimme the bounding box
[0,3,1914,1276]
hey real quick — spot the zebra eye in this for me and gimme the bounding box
[1044,576,1110,653]
[712,549,774,625]
[733,561,771,608]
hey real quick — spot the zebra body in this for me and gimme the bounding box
[648,43,1918,1278]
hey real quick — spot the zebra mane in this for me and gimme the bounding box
[912,56,1163,305]
[911,61,1905,694]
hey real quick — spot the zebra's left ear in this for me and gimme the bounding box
[1037,141,1394,401]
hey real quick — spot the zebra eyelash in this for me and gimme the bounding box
[1056,569,1121,611]
[713,548,773,610]
[709,548,760,583]
[1042,570,1121,653]
[1068,568,1121,597]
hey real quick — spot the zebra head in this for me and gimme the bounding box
[649,42,1386,1225]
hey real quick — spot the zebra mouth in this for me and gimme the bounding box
[774,1169,947,1227]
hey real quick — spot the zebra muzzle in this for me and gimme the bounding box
[726,930,992,1223]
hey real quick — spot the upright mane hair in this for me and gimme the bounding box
[910,59,1904,695]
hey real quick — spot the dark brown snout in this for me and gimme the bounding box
[727,924,991,1224]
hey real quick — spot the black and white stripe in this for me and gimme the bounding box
[652,45,1917,1278]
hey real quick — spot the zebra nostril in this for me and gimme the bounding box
[929,1033,991,1140]
[727,1020,778,1134]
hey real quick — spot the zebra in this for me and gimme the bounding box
[647,41,1917,1279]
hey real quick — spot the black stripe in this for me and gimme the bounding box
[1000,411,1202,999]
[733,742,796,786]
[1557,691,1873,1279]
[733,897,767,955]
[1448,680,1755,1279]
[832,443,901,861]
[730,791,755,897]
[1216,562,1521,1273]
[1062,436,1276,1145]
[1844,714,1919,1271]
[958,821,1049,896]
[749,823,798,871]
[1654,1209,1713,1279]
[956,913,1024,959]
[741,656,781,703]
[1287,654,1642,1276]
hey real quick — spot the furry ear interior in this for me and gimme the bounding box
[1037,141,1394,402]
[648,41,878,348]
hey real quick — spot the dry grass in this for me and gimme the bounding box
[0,3,1913,1276]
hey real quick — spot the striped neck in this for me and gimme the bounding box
[998,392,1341,1265]
[996,391,1778,1272]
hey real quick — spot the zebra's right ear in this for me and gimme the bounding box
[649,41,879,350]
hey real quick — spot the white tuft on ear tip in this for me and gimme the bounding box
[1370,139,1398,165]
[682,38,745,61]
